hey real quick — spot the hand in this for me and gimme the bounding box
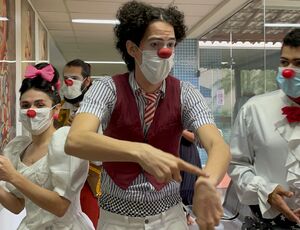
[186,213,196,225]
[137,144,208,183]
[192,177,223,230]
[294,208,300,218]
[0,155,17,182]
[268,185,300,223]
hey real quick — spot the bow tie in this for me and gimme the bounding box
[282,106,300,123]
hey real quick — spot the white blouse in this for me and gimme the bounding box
[275,111,300,208]
[229,90,300,219]
[3,126,94,230]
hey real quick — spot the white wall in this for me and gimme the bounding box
[49,34,66,76]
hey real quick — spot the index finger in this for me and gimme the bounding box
[178,159,209,177]
[278,200,300,223]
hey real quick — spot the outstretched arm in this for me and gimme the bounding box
[65,113,208,184]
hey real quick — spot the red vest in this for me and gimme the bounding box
[103,73,183,190]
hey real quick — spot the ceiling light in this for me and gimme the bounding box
[0,17,8,21]
[21,60,36,63]
[85,61,125,64]
[264,23,300,28]
[72,19,120,25]
[199,41,282,49]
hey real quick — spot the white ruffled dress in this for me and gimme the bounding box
[3,126,95,230]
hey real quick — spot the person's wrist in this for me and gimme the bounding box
[9,171,22,186]
[195,176,216,188]
[130,142,146,164]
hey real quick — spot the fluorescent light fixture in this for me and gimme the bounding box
[0,17,8,21]
[199,41,282,49]
[0,60,16,63]
[85,61,125,64]
[91,75,110,79]
[72,19,120,25]
[264,23,300,28]
[21,60,36,63]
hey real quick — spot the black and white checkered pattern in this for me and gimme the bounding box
[99,192,182,217]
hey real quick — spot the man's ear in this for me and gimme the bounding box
[126,40,138,58]
[85,76,92,87]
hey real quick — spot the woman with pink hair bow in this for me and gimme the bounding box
[0,63,94,230]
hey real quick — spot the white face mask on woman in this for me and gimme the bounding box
[138,50,174,84]
[19,106,54,135]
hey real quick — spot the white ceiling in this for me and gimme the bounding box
[30,0,250,76]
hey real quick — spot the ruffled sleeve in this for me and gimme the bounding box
[2,136,31,166]
[3,136,31,198]
[48,126,89,201]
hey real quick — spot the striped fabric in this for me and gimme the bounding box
[77,72,215,216]
[144,92,160,126]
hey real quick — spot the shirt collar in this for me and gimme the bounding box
[280,89,300,107]
[128,71,166,98]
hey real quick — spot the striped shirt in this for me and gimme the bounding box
[77,72,214,216]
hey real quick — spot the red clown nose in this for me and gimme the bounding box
[27,109,36,118]
[64,79,73,86]
[282,69,295,79]
[157,48,172,59]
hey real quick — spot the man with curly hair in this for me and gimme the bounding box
[65,1,231,230]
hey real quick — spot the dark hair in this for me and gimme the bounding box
[114,0,187,71]
[19,63,61,105]
[283,29,300,48]
[65,59,91,78]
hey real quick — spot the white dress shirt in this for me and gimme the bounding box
[229,89,300,219]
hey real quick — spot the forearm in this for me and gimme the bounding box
[202,141,231,186]
[65,130,143,162]
[0,187,24,214]
[10,173,70,217]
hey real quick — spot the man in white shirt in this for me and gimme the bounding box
[229,29,300,229]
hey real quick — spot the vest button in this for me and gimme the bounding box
[145,219,149,224]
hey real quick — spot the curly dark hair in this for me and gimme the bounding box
[283,29,300,48]
[19,62,61,105]
[114,0,187,71]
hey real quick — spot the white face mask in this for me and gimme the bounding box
[61,79,85,99]
[19,107,54,135]
[138,50,174,84]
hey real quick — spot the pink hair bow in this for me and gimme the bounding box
[24,64,55,82]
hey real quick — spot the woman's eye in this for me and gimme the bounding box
[21,104,30,109]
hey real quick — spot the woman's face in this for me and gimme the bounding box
[20,88,53,110]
